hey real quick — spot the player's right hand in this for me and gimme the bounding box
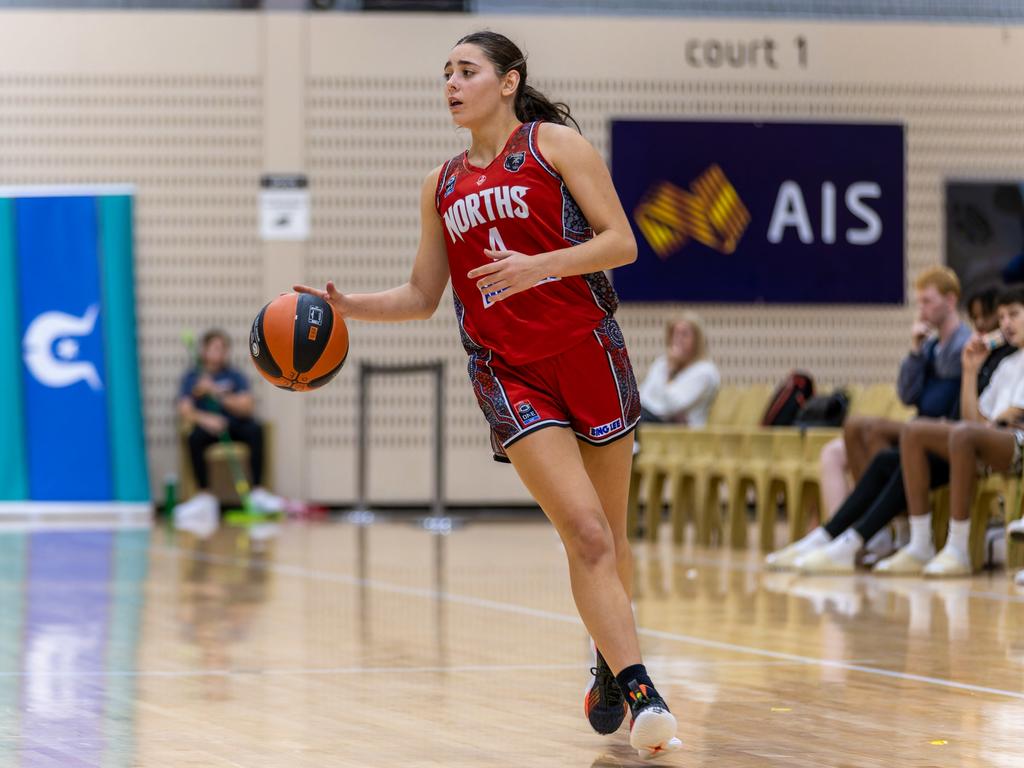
[292,281,351,318]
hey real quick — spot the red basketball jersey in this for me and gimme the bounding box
[435,121,619,365]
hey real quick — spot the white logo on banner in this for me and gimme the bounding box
[23,305,103,391]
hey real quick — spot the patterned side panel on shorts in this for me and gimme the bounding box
[467,352,519,444]
[593,316,640,426]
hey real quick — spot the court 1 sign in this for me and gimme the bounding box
[611,120,904,304]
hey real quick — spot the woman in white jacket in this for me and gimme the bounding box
[639,312,720,426]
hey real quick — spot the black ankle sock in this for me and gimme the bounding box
[615,663,659,702]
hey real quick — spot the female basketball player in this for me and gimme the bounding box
[294,31,681,758]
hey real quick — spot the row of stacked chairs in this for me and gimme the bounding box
[627,383,1024,573]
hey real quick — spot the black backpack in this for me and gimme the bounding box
[761,371,815,427]
[794,389,851,428]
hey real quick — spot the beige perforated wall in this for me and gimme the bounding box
[305,16,1024,504]
[0,12,266,500]
[2,12,1023,505]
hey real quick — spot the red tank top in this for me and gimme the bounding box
[435,121,618,365]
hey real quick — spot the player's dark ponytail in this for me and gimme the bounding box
[455,31,580,131]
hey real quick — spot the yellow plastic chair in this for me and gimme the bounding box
[849,383,899,419]
[726,429,774,549]
[970,473,1022,572]
[663,430,723,545]
[930,486,950,551]
[758,428,806,552]
[1008,480,1024,572]
[730,383,774,428]
[931,474,1022,572]
[887,395,917,423]
[784,429,842,543]
[628,424,672,539]
[707,384,743,427]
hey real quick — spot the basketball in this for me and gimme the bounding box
[249,292,348,391]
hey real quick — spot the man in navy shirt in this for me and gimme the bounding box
[767,267,976,573]
[175,329,280,523]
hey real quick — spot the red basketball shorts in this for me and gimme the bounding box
[466,316,642,463]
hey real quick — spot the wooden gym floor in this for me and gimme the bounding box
[1,516,1023,767]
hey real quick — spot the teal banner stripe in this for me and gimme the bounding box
[0,533,26,766]
[0,200,28,501]
[102,530,149,768]
[99,196,150,502]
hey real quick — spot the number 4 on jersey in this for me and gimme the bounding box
[481,227,561,309]
[488,226,507,252]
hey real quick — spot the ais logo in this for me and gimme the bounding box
[634,164,750,258]
[635,166,881,260]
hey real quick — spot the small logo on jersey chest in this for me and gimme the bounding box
[515,400,540,426]
[476,175,487,186]
[444,175,456,197]
[503,152,526,172]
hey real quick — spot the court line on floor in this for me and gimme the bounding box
[155,544,1024,701]
[0,659,855,680]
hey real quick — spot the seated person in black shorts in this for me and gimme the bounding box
[175,329,281,520]
[767,284,1014,573]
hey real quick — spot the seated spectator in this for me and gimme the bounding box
[767,274,999,573]
[843,266,971,480]
[873,285,1024,576]
[815,285,1006,546]
[174,329,282,523]
[638,312,720,427]
[773,286,1022,574]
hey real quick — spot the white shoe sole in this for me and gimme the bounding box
[630,707,682,759]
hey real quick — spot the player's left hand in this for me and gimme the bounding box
[467,249,546,302]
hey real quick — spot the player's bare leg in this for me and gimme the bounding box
[506,427,680,757]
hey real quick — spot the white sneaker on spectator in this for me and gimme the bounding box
[1008,518,1024,541]
[860,527,898,567]
[922,545,971,578]
[873,545,933,576]
[795,529,861,574]
[766,527,830,570]
[1015,569,1024,587]
[765,541,810,570]
[249,487,285,514]
[173,491,219,538]
[865,526,894,556]
[795,546,855,574]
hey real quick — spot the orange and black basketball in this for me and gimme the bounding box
[249,292,348,391]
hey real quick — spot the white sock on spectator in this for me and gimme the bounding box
[946,518,971,562]
[823,528,863,565]
[906,514,934,560]
[795,527,831,552]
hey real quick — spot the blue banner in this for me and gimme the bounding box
[611,120,905,304]
[0,186,148,506]
[17,197,112,500]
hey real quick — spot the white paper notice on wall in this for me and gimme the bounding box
[260,174,310,241]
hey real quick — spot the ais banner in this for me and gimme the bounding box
[611,120,904,304]
[0,186,149,515]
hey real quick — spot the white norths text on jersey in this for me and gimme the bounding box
[443,185,530,243]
